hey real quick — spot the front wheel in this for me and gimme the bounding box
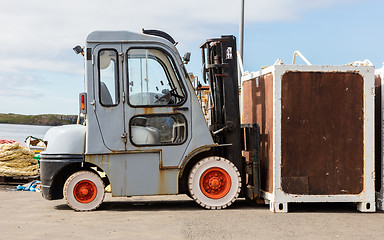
[63,170,105,211]
[188,157,241,209]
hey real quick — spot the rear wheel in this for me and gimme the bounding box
[63,170,105,211]
[188,156,241,209]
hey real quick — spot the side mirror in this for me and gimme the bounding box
[183,52,191,64]
[73,45,84,56]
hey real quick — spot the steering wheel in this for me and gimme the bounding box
[154,89,172,104]
[154,88,183,104]
[169,87,184,99]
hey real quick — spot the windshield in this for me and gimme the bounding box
[127,48,185,106]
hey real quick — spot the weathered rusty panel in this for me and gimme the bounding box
[375,75,382,192]
[281,176,309,194]
[242,79,257,124]
[242,73,274,193]
[281,72,364,195]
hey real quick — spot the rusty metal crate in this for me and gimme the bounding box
[241,64,375,213]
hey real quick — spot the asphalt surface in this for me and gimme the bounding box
[1,186,384,240]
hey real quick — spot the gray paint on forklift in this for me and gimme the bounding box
[81,31,215,198]
[86,153,179,196]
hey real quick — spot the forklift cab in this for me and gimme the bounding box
[86,32,193,153]
[40,31,251,212]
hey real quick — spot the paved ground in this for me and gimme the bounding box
[0,187,384,240]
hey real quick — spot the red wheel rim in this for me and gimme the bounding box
[73,180,97,203]
[200,167,231,199]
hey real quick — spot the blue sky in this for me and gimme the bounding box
[0,0,383,115]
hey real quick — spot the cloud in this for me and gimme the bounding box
[0,0,353,50]
[0,0,352,61]
[0,0,357,70]
[0,53,83,74]
[0,73,46,99]
[0,88,42,99]
[0,0,356,113]
[0,73,43,87]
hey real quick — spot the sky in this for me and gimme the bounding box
[0,0,383,115]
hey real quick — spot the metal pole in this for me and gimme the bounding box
[238,0,245,86]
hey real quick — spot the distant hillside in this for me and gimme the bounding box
[0,113,80,126]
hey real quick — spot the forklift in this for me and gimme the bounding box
[40,30,260,211]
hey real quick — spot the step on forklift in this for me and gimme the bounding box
[40,30,260,211]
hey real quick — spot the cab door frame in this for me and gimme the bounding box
[123,43,192,168]
[92,44,127,151]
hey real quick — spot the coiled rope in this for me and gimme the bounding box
[0,142,39,177]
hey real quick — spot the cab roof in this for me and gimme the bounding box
[86,30,176,48]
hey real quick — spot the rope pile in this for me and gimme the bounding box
[0,142,39,177]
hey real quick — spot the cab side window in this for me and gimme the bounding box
[127,48,185,106]
[99,49,119,106]
[130,114,187,146]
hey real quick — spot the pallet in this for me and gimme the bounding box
[0,175,40,185]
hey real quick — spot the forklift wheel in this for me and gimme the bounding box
[188,157,241,209]
[63,170,105,211]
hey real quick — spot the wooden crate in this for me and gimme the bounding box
[241,65,375,212]
[375,66,384,210]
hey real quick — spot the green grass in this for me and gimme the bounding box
[0,113,80,126]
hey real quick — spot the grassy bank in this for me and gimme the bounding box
[0,113,79,126]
